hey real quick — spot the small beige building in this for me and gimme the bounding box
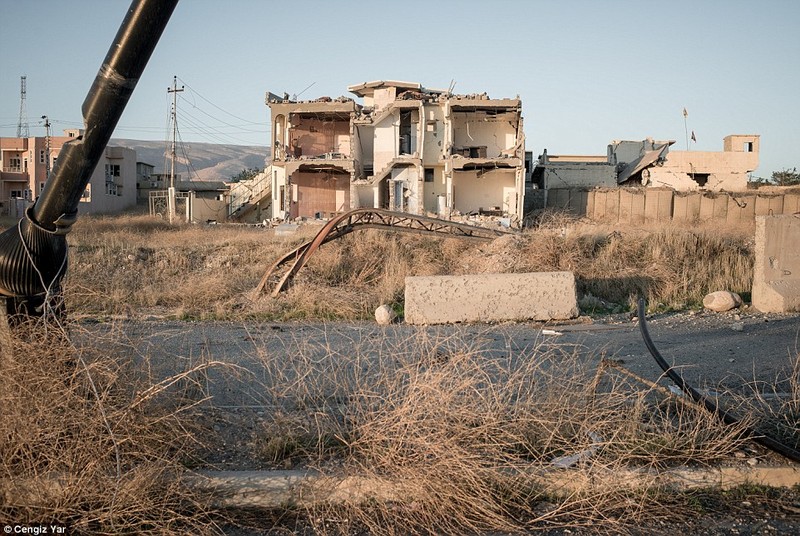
[0,129,138,217]
[641,135,760,190]
[534,134,760,193]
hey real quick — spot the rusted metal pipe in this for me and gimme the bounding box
[254,208,513,297]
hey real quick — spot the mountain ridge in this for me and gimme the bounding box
[111,138,268,181]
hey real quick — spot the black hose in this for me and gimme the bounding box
[637,298,800,463]
[0,0,178,316]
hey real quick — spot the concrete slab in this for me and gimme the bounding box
[404,271,579,325]
[753,215,800,313]
[188,465,800,509]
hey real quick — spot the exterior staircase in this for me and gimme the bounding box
[228,170,271,221]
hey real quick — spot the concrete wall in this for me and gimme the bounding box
[422,166,447,214]
[353,183,376,209]
[649,149,758,192]
[354,124,374,170]
[421,105,445,166]
[191,196,228,223]
[542,187,800,224]
[373,113,398,174]
[404,271,579,324]
[542,163,616,189]
[752,215,800,313]
[391,166,420,214]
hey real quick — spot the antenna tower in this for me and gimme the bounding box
[17,76,29,138]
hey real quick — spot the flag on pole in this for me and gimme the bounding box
[691,130,696,142]
[683,108,688,118]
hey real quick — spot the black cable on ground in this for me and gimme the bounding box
[636,298,800,463]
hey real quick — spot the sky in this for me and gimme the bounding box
[1,0,799,179]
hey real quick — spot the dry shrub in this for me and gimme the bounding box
[59,213,755,320]
[243,327,748,534]
[283,231,473,319]
[65,215,289,319]
[0,320,221,534]
[460,217,753,312]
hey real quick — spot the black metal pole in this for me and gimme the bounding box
[34,0,179,230]
[0,0,178,317]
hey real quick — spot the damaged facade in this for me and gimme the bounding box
[267,81,525,226]
[534,134,760,193]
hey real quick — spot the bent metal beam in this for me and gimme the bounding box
[253,208,513,298]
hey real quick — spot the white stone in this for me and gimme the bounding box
[702,291,742,312]
[374,304,396,325]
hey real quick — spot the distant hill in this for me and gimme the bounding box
[111,138,268,181]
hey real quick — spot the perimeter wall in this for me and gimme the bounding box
[536,187,800,224]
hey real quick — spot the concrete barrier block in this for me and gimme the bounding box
[753,215,800,313]
[404,272,579,325]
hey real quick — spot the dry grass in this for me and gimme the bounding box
[1,211,789,534]
[1,315,790,534]
[0,319,225,534]
[238,327,752,534]
[722,351,800,453]
[57,211,755,320]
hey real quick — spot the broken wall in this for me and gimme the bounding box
[290,171,350,219]
[542,163,616,189]
[649,150,758,191]
[289,116,351,158]
[452,169,516,215]
[451,111,517,157]
[647,168,749,191]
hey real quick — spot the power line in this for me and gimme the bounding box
[177,76,265,125]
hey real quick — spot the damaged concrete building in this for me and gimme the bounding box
[267,81,526,226]
[533,134,759,197]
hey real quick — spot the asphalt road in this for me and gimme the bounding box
[85,307,800,406]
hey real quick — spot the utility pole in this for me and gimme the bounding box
[41,116,51,191]
[17,76,29,138]
[167,75,183,223]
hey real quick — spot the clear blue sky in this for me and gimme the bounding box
[1,0,798,179]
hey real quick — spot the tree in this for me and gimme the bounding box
[230,167,261,183]
[771,167,800,186]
